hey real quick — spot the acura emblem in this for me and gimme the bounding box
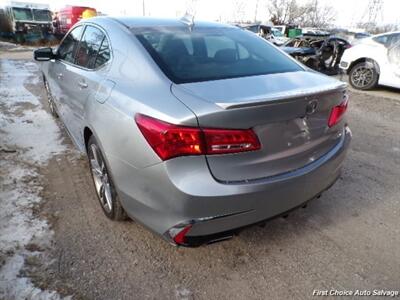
[305,100,318,115]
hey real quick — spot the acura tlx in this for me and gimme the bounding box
[34,17,351,246]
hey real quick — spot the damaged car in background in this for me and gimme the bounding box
[340,31,400,90]
[281,34,351,75]
[242,23,289,46]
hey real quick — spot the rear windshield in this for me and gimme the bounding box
[134,26,302,84]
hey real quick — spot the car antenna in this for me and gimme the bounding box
[180,12,195,31]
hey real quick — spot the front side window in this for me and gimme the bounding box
[374,33,400,48]
[75,26,110,69]
[57,26,83,63]
[135,27,302,84]
[12,8,33,21]
[387,34,400,48]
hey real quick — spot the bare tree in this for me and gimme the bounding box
[267,0,308,25]
[299,0,336,28]
[232,0,247,22]
[267,0,336,28]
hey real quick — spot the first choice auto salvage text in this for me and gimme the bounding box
[313,289,399,297]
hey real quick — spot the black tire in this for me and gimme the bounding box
[87,135,127,221]
[43,76,58,118]
[349,61,379,90]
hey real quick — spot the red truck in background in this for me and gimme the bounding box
[53,6,97,36]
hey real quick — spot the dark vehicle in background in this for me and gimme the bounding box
[242,24,289,46]
[0,8,8,37]
[281,34,351,75]
[3,1,53,42]
[53,6,97,36]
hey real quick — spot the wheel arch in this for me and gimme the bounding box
[83,125,115,182]
[347,57,380,75]
[84,126,94,153]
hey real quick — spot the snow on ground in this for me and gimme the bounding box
[0,41,36,52]
[0,59,70,299]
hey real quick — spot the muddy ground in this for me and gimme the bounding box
[1,44,400,300]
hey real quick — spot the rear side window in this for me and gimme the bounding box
[57,26,83,63]
[94,38,111,68]
[76,25,110,69]
[135,27,302,84]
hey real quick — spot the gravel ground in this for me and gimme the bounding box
[1,44,399,300]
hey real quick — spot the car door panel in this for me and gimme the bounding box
[378,34,400,88]
[63,25,112,148]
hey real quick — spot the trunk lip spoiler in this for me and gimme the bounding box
[216,82,347,109]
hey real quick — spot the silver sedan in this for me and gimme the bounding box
[34,17,351,246]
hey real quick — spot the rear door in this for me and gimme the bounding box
[376,33,400,88]
[60,24,111,147]
[384,35,400,88]
[387,41,400,87]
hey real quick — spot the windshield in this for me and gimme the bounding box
[12,7,33,21]
[33,9,51,21]
[135,27,302,84]
[272,29,283,37]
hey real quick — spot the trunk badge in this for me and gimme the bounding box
[305,100,318,115]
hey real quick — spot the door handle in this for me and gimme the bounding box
[78,81,88,89]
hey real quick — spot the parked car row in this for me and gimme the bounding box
[241,23,399,90]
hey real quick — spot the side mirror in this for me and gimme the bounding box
[34,47,55,61]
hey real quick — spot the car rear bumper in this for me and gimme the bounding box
[115,126,351,246]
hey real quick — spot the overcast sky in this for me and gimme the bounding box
[1,0,399,28]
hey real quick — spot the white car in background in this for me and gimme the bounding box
[340,31,400,90]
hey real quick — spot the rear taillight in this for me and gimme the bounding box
[203,128,260,154]
[135,114,261,161]
[328,98,348,127]
[169,224,192,245]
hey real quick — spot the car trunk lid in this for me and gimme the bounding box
[171,71,347,182]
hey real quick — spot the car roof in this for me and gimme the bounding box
[98,16,233,29]
[373,31,400,37]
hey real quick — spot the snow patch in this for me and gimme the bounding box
[0,59,66,163]
[0,59,69,299]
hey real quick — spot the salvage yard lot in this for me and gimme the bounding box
[1,45,400,299]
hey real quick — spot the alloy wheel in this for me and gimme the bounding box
[351,66,374,89]
[89,143,113,213]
